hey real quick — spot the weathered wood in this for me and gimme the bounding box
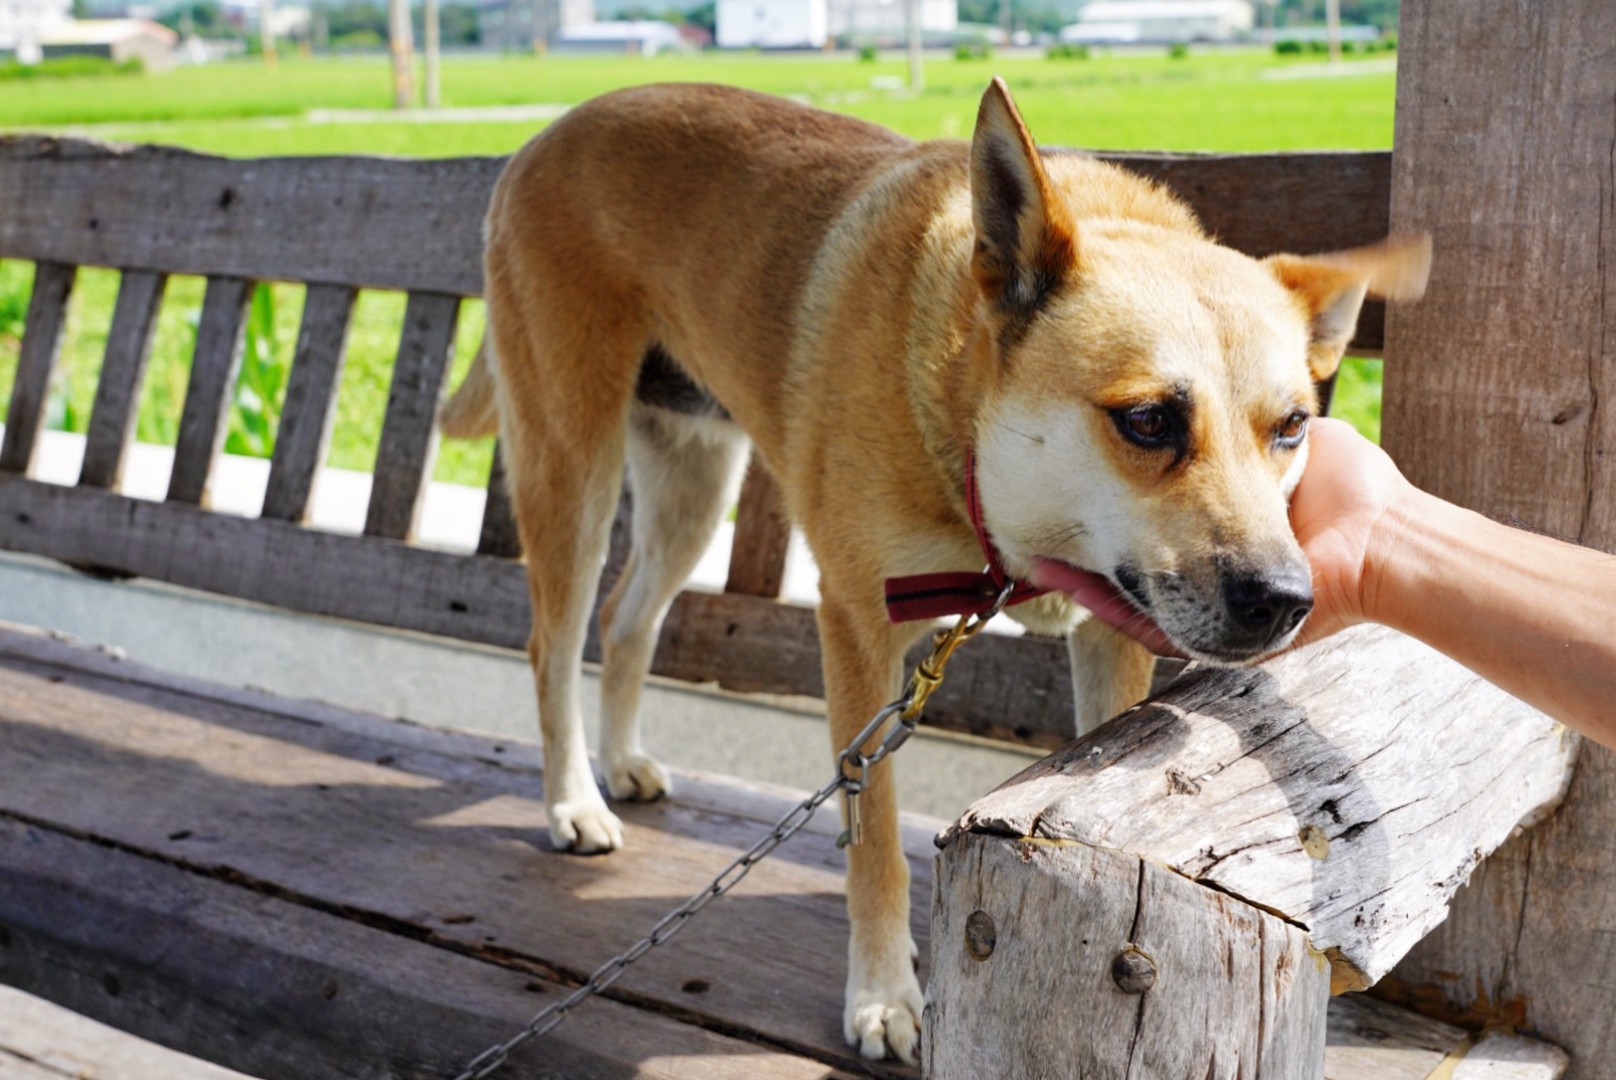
[167,276,252,506]
[946,624,1577,994]
[1324,994,1471,1080]
[0,261,75,477]
[78,269,167,490]
[0,137,1388,350]
[1377,7,1616,1077]
[476,442,522,558]
[926,830,1330,1079]
[364,291,459,540]
[0,137,503,296]
[259,283,355,523]
[0,985,255,1080]
[0,476,1077,742]
[1451,1033,1570,1080]
[725,453,792,598]
[0,820,853,1080]
[0,630,924,1077]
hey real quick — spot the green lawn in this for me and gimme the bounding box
[0,50,1390,488]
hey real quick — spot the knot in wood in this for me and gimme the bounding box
[964,910,996,961]
[1111,945,1156,993]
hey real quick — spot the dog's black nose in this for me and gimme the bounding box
[1223,568,1314,637]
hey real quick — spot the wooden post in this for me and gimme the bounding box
[928,833,1330,1079]
[925,624,1575,1076]
[1376,4,1616,1075]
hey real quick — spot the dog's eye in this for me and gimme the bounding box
[1113,404,1182,449]
[1274,409,1310,448]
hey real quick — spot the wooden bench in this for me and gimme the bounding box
[2,21,1610,1073]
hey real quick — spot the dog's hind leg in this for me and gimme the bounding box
[596,406,750,802]
[1068,617,1157,735]
[489,280,647,854]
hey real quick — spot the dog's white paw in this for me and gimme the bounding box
[844,968,924,1064]
[548,799,625,853]
[603,753,672,802]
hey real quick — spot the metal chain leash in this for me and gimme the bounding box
[450,579,1016,1080]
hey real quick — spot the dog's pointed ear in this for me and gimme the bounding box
[1266,234,1432,381]
[971,77,1077,321]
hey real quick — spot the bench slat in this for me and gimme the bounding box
[364,291,459,540]
[0,138,501,296]
[0,476,1078,743]
[724,454,790,599]
[0,138,1390,352]
[167,276,253,506]
[0,261,75,477]
[260,283,355,523]
[476,443,522,558]
[79,269,167,490]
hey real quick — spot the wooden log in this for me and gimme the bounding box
[167,276,252,506]
[78,269,167,490]
[926,830,1330,1079]
[364,290,459,540]
[0,261,75,477]
[260,283,355,523]
[0,475,1077,742]
[725,453,792,599]
[0,137,1387,352]
[1376,6,1616,1076]
[944,624,1577,996]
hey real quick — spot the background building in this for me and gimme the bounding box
[0,0,70,61]
[1061,0,1254,44]
[39,16,178,68]
[717,0,956,48]
[479,0,595,51]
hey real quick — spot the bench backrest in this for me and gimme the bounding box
[0,134,1390,744]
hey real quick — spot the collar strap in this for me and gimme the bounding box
[883,446,1050,623]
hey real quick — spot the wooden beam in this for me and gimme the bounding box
[0,138,503,296]
[0,138,1389,350]
[944,624,1575,995]
[0,476,1078,742]
[1376,3,1616,1070]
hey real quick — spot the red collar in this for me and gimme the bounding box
[883,446,1051,623]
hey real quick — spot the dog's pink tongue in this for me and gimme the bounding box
[1028,557,1185,659]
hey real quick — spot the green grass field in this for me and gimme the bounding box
[0,50,1392,488]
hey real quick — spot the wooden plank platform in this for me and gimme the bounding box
[0,625,1565,1079]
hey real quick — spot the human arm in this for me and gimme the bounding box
[1289,418,1616,749]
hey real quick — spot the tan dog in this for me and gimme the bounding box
[439,78,1427,1063]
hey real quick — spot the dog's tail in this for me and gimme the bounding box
[438,339,500,439]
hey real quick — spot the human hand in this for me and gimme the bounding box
[1287,417,1419,646]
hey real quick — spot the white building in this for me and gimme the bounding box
[554,18,684,54]
[1061,0,1254,44]
[0,0,69,61]
[40,17,178,70]
[718,0,955,49]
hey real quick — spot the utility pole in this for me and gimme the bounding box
[388,0,415,108]
[905,0,922,91]
[258,0,277,66]
[1323,0,1340,61]
[424,0,441,108]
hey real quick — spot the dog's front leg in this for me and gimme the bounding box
[818,595,923,1065]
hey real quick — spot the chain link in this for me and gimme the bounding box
[450,580,1015,1080]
